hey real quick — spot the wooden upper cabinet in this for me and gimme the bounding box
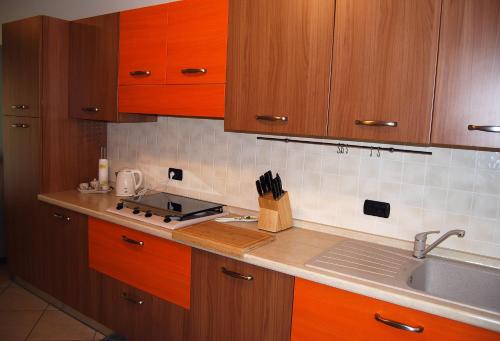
[118,4,168,85]
[2,17,42,117]
[432,0,500,149]
[328,0,442,144]
[187,249,295,341]
[166,0,228,84]
[224,0,335,136]
[292,278,500,341]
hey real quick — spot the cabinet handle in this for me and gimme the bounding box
[121,292,144,305]
[122,235,144,246]
[11,104,29,110]
[53,213,71,222]
[181,68,207,75]
[355,120,398,127]
[255,115,288,122]
[82,107,100,112]
[468,125,500,133]
[374,313,424,333]
[10,123,30,128]
[129,70,151,77]
[221,267,253,281]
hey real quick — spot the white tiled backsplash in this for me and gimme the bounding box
[108,117,500,259]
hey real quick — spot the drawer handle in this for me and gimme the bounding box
[255,115,288,122]
[468,125,500,133]
[11,104,29,110]
[221,267,253,281]
[121,292,144,305]
[82,107,100,112]
[374,313,423,333]
[130,70,151,77]
[355,120,398,127]
[181,68,207,75]
[53,213,71,222]
[10,123,30,128]
[122,235,144,246]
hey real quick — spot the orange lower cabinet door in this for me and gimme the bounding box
[88,217,191,309]
[291,278,499,341]
[118,84,225,117]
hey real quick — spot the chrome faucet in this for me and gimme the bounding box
[413,229,465,259]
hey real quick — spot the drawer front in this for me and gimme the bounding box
[291,278,499,341]
[118,84,225,117]
[88,217,191,309]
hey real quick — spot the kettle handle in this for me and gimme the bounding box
[132,170,144,191]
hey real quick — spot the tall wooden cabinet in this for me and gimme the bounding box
[187,249,295,341]
[431,0,500,149]
[328,0,442,144]
[2,16,107,280]
[224,0,335,136]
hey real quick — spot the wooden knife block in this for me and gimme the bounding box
[257,192,293,233]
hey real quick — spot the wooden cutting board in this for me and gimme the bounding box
[172,221,275,256]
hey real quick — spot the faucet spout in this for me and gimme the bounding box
[413,229,465,259]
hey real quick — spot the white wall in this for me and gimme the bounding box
[0,0,177,43]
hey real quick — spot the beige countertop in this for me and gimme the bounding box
[38,190,500,332]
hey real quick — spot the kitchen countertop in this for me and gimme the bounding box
[38,190,500,332]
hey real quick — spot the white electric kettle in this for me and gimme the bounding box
[115,169,144,197]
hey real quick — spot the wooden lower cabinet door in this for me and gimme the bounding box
[97,274,187,341]
[187,249,295,341]
[291,278,500,341]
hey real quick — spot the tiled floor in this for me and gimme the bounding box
[0,264,105,341]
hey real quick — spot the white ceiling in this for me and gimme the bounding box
[0,0,178,44]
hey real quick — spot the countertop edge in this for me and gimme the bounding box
[37,193,500,333]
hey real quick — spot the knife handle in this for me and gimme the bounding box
[276,174,284,195]
[271,179,279,200]
[256,180,263,196]
[260,175,268,193]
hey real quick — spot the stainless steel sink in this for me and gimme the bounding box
[407,257,500,313]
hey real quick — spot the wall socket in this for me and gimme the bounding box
[168,168,183,181]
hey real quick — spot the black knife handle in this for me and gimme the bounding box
[271,179,279,200]
[264,172,273,194]
[260,175,268,193]
[256,180,263,196]
[276,173,284,195]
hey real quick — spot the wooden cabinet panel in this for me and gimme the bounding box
[3,116,40,281]
[118,84,225,117]
[291,278,499,341]
[187,249,294,341]
[88,218,192,309]
[432,0,500,149]
[119,4,168,85]
[328,0,441,144]
[97,274,186,341]
[2,17,41,117]
[166,0,228,84]
[224,0,334,136]
[69,14,119,121]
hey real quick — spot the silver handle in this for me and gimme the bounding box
[181,68,207,75]
[355,120,398,127]
[121,292,144,305]
[10,123,30,128]
[255,115,288,122]
[374,313,424,333]
[122,235,144,246]
[129,70,151,77]
[11,104,29,110]
[82,107,100,112]
[468,125,500,133]
[53,213,71,222]
[221,267,253,281]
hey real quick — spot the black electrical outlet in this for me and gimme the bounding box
[168,168,183,181]
[363,200,390,218]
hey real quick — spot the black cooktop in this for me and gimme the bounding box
[122,192,224,218]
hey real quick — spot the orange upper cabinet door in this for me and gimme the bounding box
[166,0,228,84]
[328,0,442,144]
[431,0,500,149]
[118,4,168,85]
[224,0,335,136]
